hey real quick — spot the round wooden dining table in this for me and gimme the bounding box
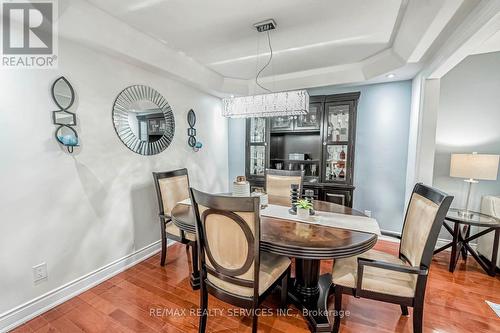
[171,195,378,333]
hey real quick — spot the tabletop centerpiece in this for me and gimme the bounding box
[295,199,313,219]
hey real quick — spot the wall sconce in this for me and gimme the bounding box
[51,76,78,153]
[187,109,202,152]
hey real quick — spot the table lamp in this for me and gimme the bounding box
[450,152,499,217]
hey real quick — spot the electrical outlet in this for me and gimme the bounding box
[364,210,372,218]
[32,263,47,282]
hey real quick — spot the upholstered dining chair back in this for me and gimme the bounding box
[265,169,304,198]
[190,189,261,299]
[153,168,190,217]
[400,183,453,268]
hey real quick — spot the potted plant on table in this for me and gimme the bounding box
[295,199,313,219]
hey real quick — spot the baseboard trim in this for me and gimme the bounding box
[0,240,164,333]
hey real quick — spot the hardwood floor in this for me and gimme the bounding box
[12,240,500,333]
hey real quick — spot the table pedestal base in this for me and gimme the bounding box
[289,259,332,333]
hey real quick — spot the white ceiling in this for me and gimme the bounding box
[88,0,401,79]
[82,0,480,95]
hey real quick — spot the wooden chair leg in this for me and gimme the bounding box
[413,299,424,333]
[400,305,409,316]
[198,283,208,333]
[160,220,167,266]
[251,311,258,333]
[191,242,199,271]
[190,241,200,290]
[280,268,289,309]
[332,285,342,333]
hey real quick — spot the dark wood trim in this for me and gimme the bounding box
[324,92,361,102]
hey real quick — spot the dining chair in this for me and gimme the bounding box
[190,189,291,333]
[265,169,304,198]
[152,168,196,268]
[329,183,453,333]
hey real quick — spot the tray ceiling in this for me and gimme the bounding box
[82,0,477,95]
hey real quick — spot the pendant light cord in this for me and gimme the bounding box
[255,31,273,93]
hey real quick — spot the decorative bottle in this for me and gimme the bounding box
[340,148,346,160]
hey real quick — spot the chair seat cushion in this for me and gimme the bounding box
[207,253,290,297]
[332,249,416,298]
[165,221,196,241]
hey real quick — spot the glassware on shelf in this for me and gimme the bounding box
[311,164,317,177]
[327,105,349,142]
[276,162,282,170]
[327,114,334,140]
[272,115,293,130]
[250,145,265,176]
[296,104,319,130]
[250,118,265,143]
[340,148,346,160]
[326,145,348,181]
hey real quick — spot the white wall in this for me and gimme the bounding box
[433,51,500,210]
[0,38,228,317]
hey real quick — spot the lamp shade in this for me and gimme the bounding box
[450,153,499,180]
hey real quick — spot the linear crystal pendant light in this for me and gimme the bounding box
[222,19,309,118]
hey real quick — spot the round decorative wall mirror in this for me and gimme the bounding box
[112,85,175,155]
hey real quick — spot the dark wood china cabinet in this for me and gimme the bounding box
[245,92,359,207]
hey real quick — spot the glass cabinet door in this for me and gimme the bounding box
[247,118,268,178]
[323,101,353,183]
[295,102,321,131]
[271,116,294,132]
[249,145,266,176]
[249,117,266,143]
[325,144,348,182]
[325,104,349,143]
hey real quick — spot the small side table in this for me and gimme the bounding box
[434,208,500,276]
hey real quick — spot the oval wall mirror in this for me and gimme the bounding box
[112,85,175,155]
[52,76,75,110]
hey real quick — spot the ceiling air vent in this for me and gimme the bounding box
[254,19,277,32]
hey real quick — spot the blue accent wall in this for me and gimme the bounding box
[228,80,412,233]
